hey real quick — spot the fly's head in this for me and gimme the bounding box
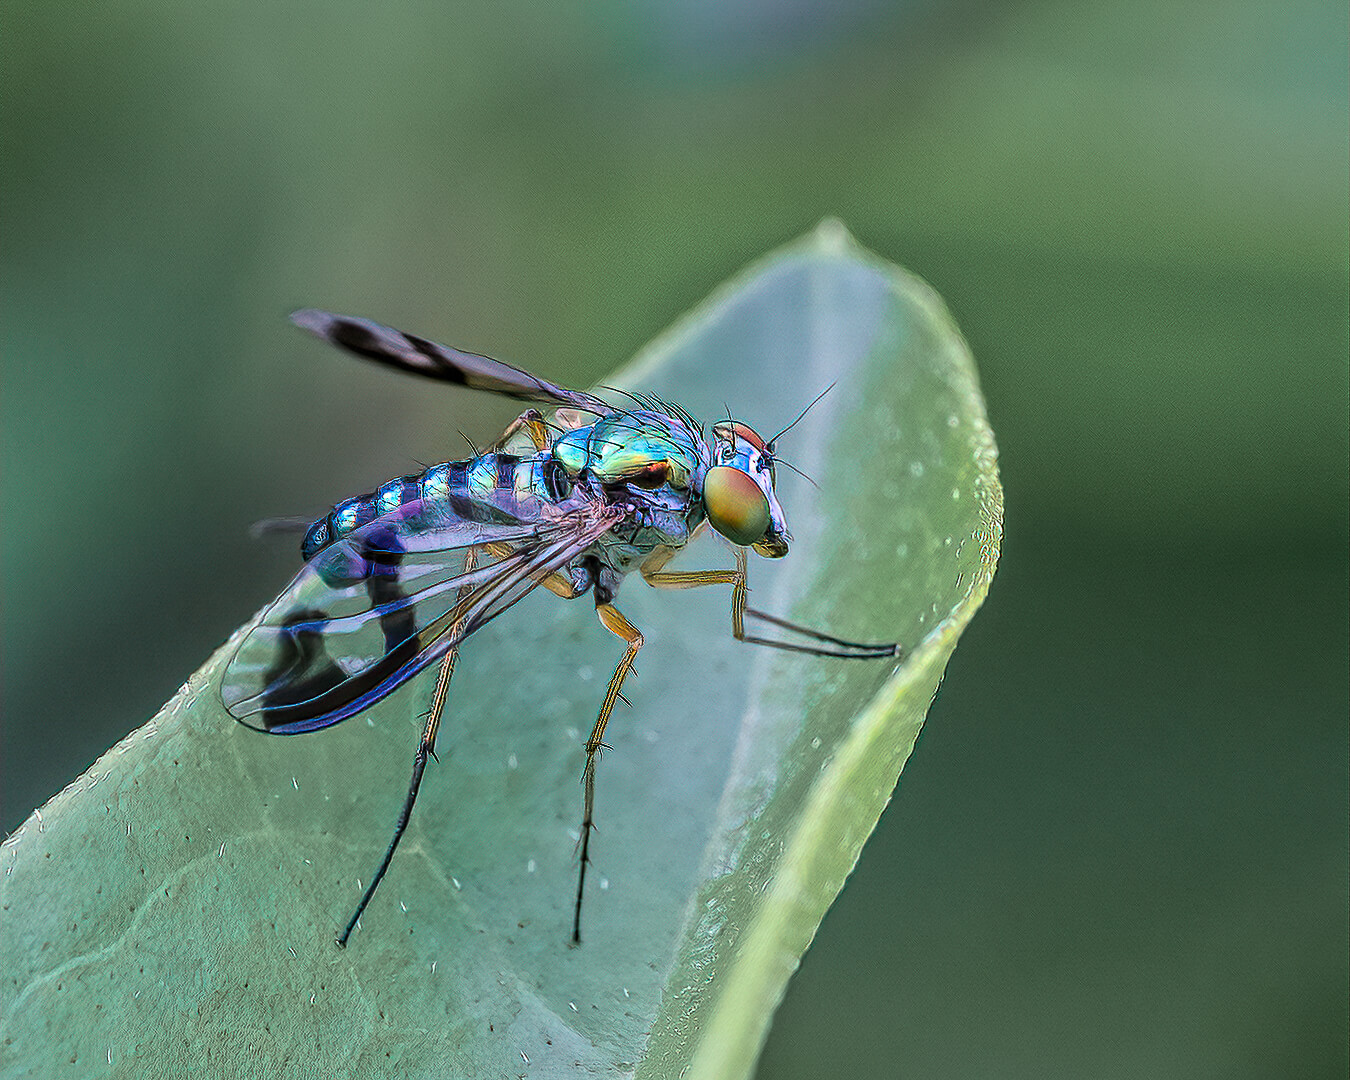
[703,420,789,558]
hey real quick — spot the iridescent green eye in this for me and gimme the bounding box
[703,465,770,546]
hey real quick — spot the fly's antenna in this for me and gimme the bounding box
[774,457,820,490]
[767,382,835,452]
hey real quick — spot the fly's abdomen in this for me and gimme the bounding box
[301,452,572,561]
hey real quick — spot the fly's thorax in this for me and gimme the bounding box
[551,411,700,485]
[702,421,790,558]
[551,410,704,530]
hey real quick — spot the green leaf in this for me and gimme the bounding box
[0,222,1001,1079]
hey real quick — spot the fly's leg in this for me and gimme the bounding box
[483,542,582,600]
[739,607,901,656]
[491,409,552,452]
[335,635,457,946]
[336,549,479,947]
[573,601,643,944]
[643,548,900,660]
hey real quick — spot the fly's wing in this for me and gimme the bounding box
[223,499,622,734]
[291,309,614,417]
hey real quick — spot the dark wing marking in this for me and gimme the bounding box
[222,501,622,734]
[224,507,546,728]
[291,309,613,416]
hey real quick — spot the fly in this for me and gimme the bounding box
[223,309,900,947]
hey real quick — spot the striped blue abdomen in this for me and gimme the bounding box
[301,452,571,561]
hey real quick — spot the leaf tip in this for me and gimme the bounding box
[810,217,856,255]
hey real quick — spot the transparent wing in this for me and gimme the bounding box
[291,309,614,417]
[223,499,621,734]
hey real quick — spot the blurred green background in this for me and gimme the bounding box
[3,2,1345,1077]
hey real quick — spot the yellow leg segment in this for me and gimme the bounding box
[644,548,899,659]
[491,409,551,452]
[484,540,577,598]
[643,548,751,641]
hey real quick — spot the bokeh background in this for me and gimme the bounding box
[3,2,1345,1077]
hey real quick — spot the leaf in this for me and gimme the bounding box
[0,222,1001,1079]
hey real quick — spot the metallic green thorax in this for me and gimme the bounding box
[552,411,702,491]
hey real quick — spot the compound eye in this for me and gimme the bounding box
[703,466,770,546]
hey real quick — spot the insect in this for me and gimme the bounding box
[223,309,900,947]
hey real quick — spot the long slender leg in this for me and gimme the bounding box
[643,549,900,659]
[573,602,643,944]
[741,607,899,654]
[336,549,478,947]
